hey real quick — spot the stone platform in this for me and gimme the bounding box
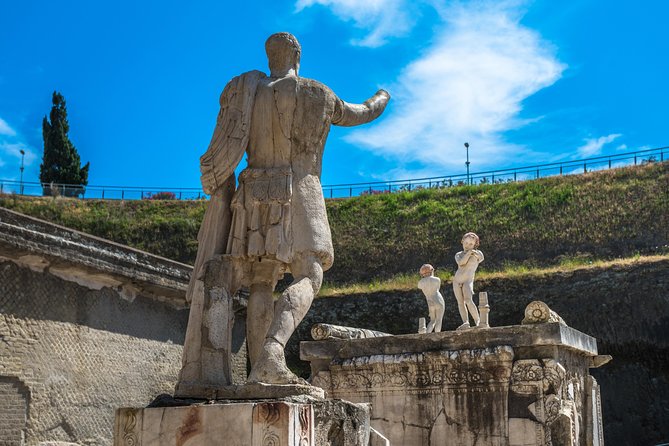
[114,397,370,446]
[301,323,608,446]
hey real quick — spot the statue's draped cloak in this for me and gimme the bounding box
[186,71,264,303]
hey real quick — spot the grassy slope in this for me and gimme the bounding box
[1,162,667,283]
[327,162,669,282]
[0,195,207,264]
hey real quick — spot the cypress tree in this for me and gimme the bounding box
[40,91,90,197]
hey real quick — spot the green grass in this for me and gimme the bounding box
[318,253,669,297]
[1,162,667,283]
[0,195,207,264]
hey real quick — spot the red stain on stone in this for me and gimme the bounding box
[176,406,202,446]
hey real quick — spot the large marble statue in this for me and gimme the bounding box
[453,232,483,330]
[177,32,390,392]
[417,264,445,333]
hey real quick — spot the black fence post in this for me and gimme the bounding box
[583,162,587,173]
[536,169,539,179]
[608,157,612,169]
[662,150,664,162]
[349,187,352,197]
[634,155,637,165]
[514,171,517,182]
[122,190,125,200]
[102,189,105,199]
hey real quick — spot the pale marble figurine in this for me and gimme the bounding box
[453,232,483,330]
[178,32,390,388]
[417,264,445,333]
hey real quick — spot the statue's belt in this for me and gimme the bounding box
[236,167,293,204]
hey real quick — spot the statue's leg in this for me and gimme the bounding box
[247,281,276,369]
[426,304,437,333]
[435,303,445,333]
[248,254,322,385]
[464,281,480,325]
[453,282,470,326]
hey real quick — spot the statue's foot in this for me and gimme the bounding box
[456,322,471,331]
[248,340,308,386]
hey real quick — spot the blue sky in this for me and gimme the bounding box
[1,0,667,189]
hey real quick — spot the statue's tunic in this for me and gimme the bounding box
[226,75,339,272]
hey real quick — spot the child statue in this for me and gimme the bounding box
[453,232,484,330]
[418,264,445,333]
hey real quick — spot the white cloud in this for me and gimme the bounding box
[295,0,415,47]
[576,134,622,157]
[0,117,16,136]
[342,1,565,173]
[0,118,38,180]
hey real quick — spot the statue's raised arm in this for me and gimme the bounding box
[333,89,390,127]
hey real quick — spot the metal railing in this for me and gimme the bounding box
[322,146,667,198]
[0,146,666,200]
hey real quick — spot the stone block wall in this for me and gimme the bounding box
[0,260,189,446]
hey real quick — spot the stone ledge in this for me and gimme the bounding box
[300,323,598,362]
[0,206,191,307]
[174,382,325,400]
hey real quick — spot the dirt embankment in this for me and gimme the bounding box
[287,258,669,446]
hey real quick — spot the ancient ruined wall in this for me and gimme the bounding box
[0,260,189,446]
[289,258,669,446]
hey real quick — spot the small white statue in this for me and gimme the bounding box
[453,232,484,330]
[418,264,445,333]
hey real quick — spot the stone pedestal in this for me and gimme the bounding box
[114,398,370,446]
[301,323,608,446]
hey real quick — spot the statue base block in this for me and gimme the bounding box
[114,397,370,446]
[174,381,325,400]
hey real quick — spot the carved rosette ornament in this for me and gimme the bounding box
[521,301,567,326]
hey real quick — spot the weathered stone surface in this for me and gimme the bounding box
[301,323,598,362]
[302,323,604,445]
[311,398,370,446]
[0,206,191,307]
[310,324,390,341]
[176,381,324,400]
[0,260,188,446]
[115,398,370,446]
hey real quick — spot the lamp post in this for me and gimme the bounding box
[464,142,470,185]
[19,149,25,195]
